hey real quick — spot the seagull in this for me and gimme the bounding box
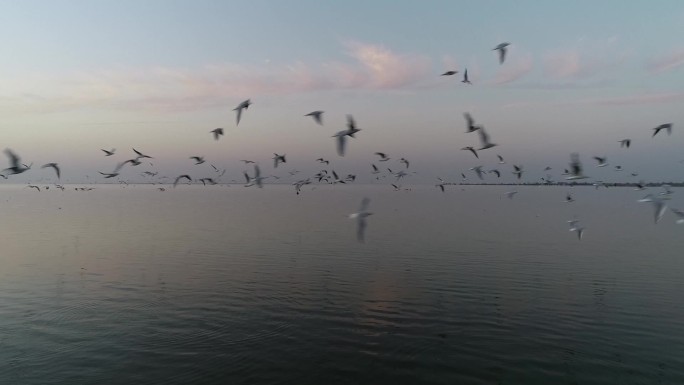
[371,164,380,174]
[400,158,409,168]
[391,184,401,191]
[638,194,668,224]
[349,198,373,243]
[593,156,608,167]
[332,115,361,156]
[470,166,485,180]
[101,148,115,156]
[240,160,255,164]
[568,220,585,240]
[375,152,390,162]
[512,165,523,180]
[120,158,142,168]
[614,165,623,171]
[27,185,41,192]
[489,169,501,178]
[618,139,631,148]
[566,153,589,180]
[316,158,330,165]
[210,128,224,140]
[173,174,191,187]
[565,193,575,203]
[305,111,324,125]
[461,146,479,158]
[652,123,672,137]
[634,181,647,191]
[41,163,60,179]
[190,156,205,165]
[493,42,510,64]
[497,154,505,164]
[273,153,286,168]
[233,99,252,126]
[132,148,153,159]
[244,165,267,188]
[2,149,32,177]
[671,208,684,224]
[199,178,217,185]
[477,127,497,150]
[461,68,471,84]
[331,170,346,184]
[464,112,480,133]
[441,70,458,76]
[99,171,119,178]
[436,183,446,192]
[504,191,518,199]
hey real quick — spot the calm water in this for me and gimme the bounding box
[1,184,683,384]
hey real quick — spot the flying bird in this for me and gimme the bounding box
[638,194,668,224]
[593,156,608,167]
[566,153,589,180]
[565,193,575,203]
[671,208,684,224]
[512,165,523,179]
[441,70,458,76]
[497,154,505,164]
[210,128,224,141]
[489,169,501,178]
[190,156,205,165]
[244,165,267,188]
[652,123,672,137]
[477,127,497,150]
[332,115,361,156]
[273,153,286,168]
[568,220,585,240]
[618,139,631,148]
[504,191,518,199]
[101,148,115,156]
[462,69,471,84]
[461,146,479,158]
[2,149,32,176]
[41,163,60,179]
[400,158,409,168]
[463,112,480,133]
[27,185,41,192]
[374,152,390,162]
[371,164,380,174]
[234,99,252,125]
[349,198,373,243]
[173,174,191,187]
[133,148,153,159]
[493,42,510,64]
[305,111,324,125]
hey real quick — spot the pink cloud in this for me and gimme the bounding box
[542,37,628,79]
[0,42,432,114]
[647,49,684,73]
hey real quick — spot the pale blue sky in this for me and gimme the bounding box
[0,1,683,184]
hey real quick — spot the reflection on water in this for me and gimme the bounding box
[0,184,682,384]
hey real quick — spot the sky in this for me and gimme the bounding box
[1,0,683,184]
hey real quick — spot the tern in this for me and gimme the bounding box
[493,42,510,64]
[210,128,224,141]
[593,156,608,167]
[400,158,409,168]
[464,112,480,133]
[349,198,373,243]
[497,154,505,164]
[2,149,32,176]
[332,115,361,156]
[671,208,684,224]
[375,152,390,162]
[566,153,589,180]
[331,170,346,184]
[244,165,267,188]
[477,127,497,150]
[489,169,501,178]
[568,220,585,240]
[652,123,672,137]
[190,156,205,165]
[512,165,523,180]
[316,158,330,165]
[99,171,119,178]
[470,166,485,180]
[638,194,668,224]
[240,160,255,164]
[462,68,471,84]
[133,148,153,159]
[199,178,217,185]
[441,70,458,76]
[371,164,380,174]
[101,148,115,156]
[233,99,252,126]
[41,163,60,179]
[173,174,191,187]
[305,111,324,125]
[273,153,286,168]
[461,146,479,158]
[618,139,631,148]
[27,185,41,192]
[565,193,575,203]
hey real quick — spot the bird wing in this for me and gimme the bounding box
[336,135,346,156]
[359,198,370,212]
[255,165,261,178]
[4,149,19,168]
[235,107,243,125]
[347,115,355,130]
[356,217,367,243]
[499,47,506,64]
[478,128,490,146]
[470,148,479,158]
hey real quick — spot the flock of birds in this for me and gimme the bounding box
[1,42,681,242]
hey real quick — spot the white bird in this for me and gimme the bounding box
[305,111,324,125]
[462,68,471,84]
[190,156,205,165]
[477,127,497,150]
[2,149,32,176]
[504,191,518,199]
[638,194,668,224]
[374,152,390,162]
[497,154,505,164]
[244,165,267,188]
[512,165,523,180]
[233,99,252,126]
[349,198,373,243]
[593,156,608,167]
[568,220,585,240]
[273,153,286,168]
[470,166,485,180]
[671,208,684,224]
[400,158,410,168]
[493,42,510,64]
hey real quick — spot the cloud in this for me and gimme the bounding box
[542,37,628,79]
[502,92,684,110]
[493,54,533,85]
[0,41,432,114]
[646,49,684,73]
